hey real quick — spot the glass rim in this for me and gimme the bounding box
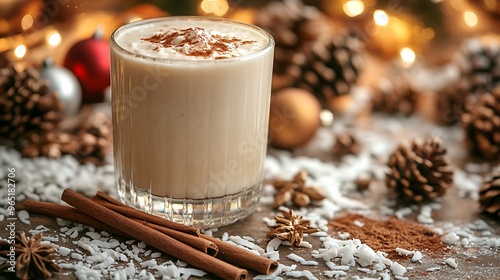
[110,16,275,64]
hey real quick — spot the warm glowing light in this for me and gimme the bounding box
[373,10,389,26]
[320,109,334,126]
[200,0,229,17]
[400,47,416,67]
[343,0,365,17]
[463,11,478,27]
[14,44,27,58]
[47,31,61,46]
[129,17,142,23]
[21,15,33,30]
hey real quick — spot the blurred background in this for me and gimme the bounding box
[0,0,499,162]
[1,0,499,66]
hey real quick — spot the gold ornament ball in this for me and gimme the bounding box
[268,88,322,149]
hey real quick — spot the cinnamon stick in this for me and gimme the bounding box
[93,191,200,236]
[21,199,218,256]
[62,189,247,280]
[20,200,126,236]
[202,235,279,275]
[135,219,218,256]
[94,191,278,275]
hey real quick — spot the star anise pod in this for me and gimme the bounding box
[267,209,319,247]
[272,170,326,208]
[0,231,61,279]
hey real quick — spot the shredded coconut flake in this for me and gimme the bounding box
[444,258,458,268]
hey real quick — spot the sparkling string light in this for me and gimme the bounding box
[46,31,61,47]
[343,0,365,17]
[400,47,416,67]
[14,44,27,59]
[373,10,389,26]
[21,15,34,30]
[463,11,478,27]
[200,0,229,17]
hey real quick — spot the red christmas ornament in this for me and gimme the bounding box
[64,29,110,103]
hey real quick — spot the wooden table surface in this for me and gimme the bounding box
[2,191,499,280]
[1,112,499,280]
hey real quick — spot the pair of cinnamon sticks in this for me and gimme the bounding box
[22,189,278,280]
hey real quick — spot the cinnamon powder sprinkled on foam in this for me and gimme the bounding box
[142,27,255,59]
[329,214,450,260]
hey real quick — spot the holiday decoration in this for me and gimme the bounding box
[371,76,419,116]
[461,86,500,160]
[434,79,470,125]
[0,0,42,37]
[21,112,112,165]
[386,138,454,202]
[21,131,78,159]
[0,64,61,141]
[267,209,318,247]
[272,170,326,208]
[367,13,421,60]
[268,88,322,149]
[287,30,365,108]
[46,0,129,22]
[64,29,111,103]
[0,231,61,279]
[479,171,500,219]
[255,0,334,91]
[331,132,361,158]
[75,112,113,165]
[40,58,82,117]
[456,36,500,93]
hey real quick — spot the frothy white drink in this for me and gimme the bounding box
[119,22,267,60]
[111,17,274,202]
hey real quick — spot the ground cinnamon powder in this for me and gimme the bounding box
[329,214,449,260]
[142,27,254,59]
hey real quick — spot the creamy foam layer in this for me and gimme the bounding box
[114,19,269,60]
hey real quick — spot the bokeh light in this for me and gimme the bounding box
[14,44,27,59]
[47,31,62,47]
[400,47,416,67]
[373,10,389,26]
[200,0,229,17]
[463,11,478,27]
[343,0,365,17]
[21,15,34,30]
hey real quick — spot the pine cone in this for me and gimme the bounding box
[75,112,112,165]
[255,0,334,91]
[21,131,79,158]
[434,79,470,125]
[0,64,61,140]
[461,86,500,160]
[331,132,361,158]
[372,77,419,116]
[479,171,500,219]
[20,112,112,165]
[386,138,454,202]
[456,37,500,92]
[287,31,364,107]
